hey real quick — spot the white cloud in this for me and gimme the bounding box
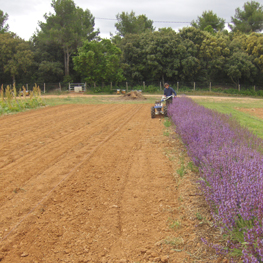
[0,0,247,40]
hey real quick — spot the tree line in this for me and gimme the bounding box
[0,0,263,89]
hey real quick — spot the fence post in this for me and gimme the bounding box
[209,82,211,92]
[160,82,162,91]
[143,81,145,90]
[193,82,195,91]
[68,83,70,92]
[59,82,61,92]
[254,85,256,92]
[26,84,28,91]
[126,82,128,92]
[44,83,46,94]
[238,84,240,92]
[110,82,112,90]
[85,82,87,92]
[177,82,179,93]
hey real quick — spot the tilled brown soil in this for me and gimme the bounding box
[0,104,187,262]
[0,104,228,263]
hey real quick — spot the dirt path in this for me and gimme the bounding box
[0,104,190,262]
[40,93,262,102]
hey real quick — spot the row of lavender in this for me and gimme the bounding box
[168,97,263,262]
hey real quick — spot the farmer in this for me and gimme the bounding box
[164,83,176,106]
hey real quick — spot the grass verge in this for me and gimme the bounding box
[192,97,263,138]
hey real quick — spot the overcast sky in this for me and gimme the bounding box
[0,0,249,40]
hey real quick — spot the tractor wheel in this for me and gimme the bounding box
[164,106,168,117]
[151,107,155,118]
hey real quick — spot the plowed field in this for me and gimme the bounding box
[0,104,187,262]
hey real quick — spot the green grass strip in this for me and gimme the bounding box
[193,98,263,139]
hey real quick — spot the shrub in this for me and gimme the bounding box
[168,97,263,262]
[144,85,160,93]
[131,85,143,91]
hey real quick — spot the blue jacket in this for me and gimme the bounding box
[164,87,176,97]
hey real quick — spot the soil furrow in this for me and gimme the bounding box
[0,104,120,154]
[0,104,133,196]
[0,104,185,263]
[0,105,143,243]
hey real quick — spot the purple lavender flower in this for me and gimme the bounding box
[168,97,263,262]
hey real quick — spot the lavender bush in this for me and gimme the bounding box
[168,97,263,262]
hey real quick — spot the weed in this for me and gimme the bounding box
[0,84,45,115]
[5,85,12,108]
[168,219,181,230]
[186,161,198,173]
[176,155,186,178]
[163,130,170,136]
[169,156,175,161]
[163,236,184,247]
[196,212,203,221]
[178,195,183,202]
[177,164,185,178]
[163,118,172,128]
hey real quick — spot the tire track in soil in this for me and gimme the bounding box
[0,104,186,262]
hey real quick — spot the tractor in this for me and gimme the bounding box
[151,95,173,118]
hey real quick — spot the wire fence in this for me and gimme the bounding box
[1,81,263,94]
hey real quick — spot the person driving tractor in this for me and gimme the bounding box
[164,83,176,106]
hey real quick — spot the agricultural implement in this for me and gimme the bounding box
[151,95,173,118]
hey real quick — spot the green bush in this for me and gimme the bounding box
[144,85,160,93]
[177,86,194,92]
[92,85,114,93]
[131,85,144,91]
[223,88,238,94]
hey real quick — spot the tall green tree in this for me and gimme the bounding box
[224,51,257,86]
[73,39,125,84]
[224,34,257,86]
[0,10,9,33]
[191,10,225,33]
[179,27,207,51]
[0,33,34,83]
[229,1,263,33]
[145,31,199,83]
[37,0,99,79]
[115,11,154,37]
[245,33,263,75]
[199,33,230,82]
[118,33,147,81]
[119,30,199,83]
[31,34,64,83]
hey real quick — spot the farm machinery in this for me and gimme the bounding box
[151,95,173,118]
